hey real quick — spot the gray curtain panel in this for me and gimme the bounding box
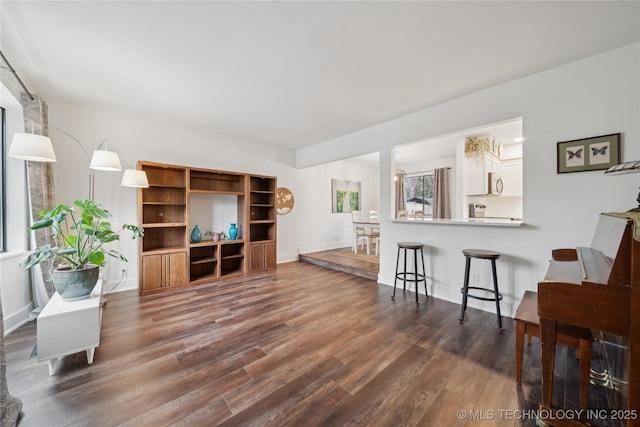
[433,168,451,219]
[23,95,57,306]
[394,171,405,217]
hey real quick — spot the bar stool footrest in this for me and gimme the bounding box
[396,272,425,281]
[460,286,503,302]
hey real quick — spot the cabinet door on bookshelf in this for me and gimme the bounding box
[141,252,187,292]
[141,254,164,290]
[249,242,276,272]
[167,252,187,286]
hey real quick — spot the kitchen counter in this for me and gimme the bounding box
[392,217,524,227]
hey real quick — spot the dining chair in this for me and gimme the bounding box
[352,210,376,255]
[369,210,380,255]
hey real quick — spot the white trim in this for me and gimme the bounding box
[277,252,299,264]
[103,277,138,294]
[3,302,34,336]
[378,276,516,318]
[0,251,26,261]
[297,240,352,255]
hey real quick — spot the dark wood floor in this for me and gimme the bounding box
[5,261,614,426]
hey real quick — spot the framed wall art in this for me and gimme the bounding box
[557,133,621,174]
[331,179,361,213]
[276,187,294,215]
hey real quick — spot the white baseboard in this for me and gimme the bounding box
[297,240,352,255]
[277,252,299,264]
[377,276,515,318]
[103,277,139,294]
[4,302,34,336]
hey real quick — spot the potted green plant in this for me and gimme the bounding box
[23,199,143,299]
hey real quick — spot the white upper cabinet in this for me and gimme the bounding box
[464,152,501,196]
[500,158,523,197]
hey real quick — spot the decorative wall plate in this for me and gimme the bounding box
[276,187,294,215]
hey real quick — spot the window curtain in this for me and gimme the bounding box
[22,95,57,308]
[433,167,451,219]
[394,170,405,216]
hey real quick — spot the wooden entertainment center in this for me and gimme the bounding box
[137,161,276,295]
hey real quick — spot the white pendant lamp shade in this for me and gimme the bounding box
[9,133,57,162]
[121,169,149,188]
[90,149,122,171]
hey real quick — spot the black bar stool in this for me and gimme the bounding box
[392,242,428,304]
[459,248,503,330]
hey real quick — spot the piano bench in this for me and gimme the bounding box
[515,290,593,409]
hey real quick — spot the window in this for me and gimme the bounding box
[404,173,433,217]
[0,107,5,251]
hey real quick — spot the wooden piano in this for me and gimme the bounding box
[538,213,640,426]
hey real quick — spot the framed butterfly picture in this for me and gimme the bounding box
[557,133,621,174]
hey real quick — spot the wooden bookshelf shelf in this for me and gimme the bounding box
[190,257,217,265]
[189,190,245,196]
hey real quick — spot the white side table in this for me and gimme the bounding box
[37,279,104,375]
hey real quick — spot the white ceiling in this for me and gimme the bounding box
[1,1,639,151]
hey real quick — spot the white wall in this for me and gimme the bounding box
[297,42,640,317]
[295,156,380,255]
[190,194,240,238]
[0,82,33,333]
[41,102,379,292]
